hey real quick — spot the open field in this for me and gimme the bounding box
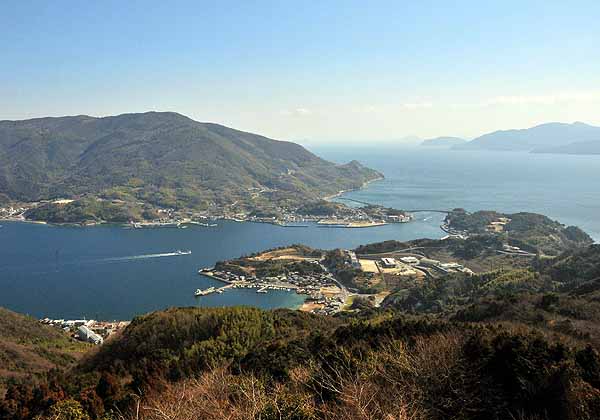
[379,262,418,276]
[358,259,379,273]
[249,247,319,261]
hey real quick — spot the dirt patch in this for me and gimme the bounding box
[299,302,324,312]
[359,259,379,273]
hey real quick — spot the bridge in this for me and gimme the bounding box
[405,209,451,214]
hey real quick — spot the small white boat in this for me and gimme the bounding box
[176,250,192,255]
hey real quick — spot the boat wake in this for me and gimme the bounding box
[0,251,191,274]
[99,251,191,263]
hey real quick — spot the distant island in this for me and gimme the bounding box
[0,112,383,225]
[453,121,600,153]
[421,136,467,147]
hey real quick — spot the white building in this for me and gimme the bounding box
[380,257,397,268]
[77,325,104,345]
[400,256,420,265]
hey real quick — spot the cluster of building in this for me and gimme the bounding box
[349,252,474,278]
[0,205,27,220]
[200,262,348,314]
[308,295,345,315]
[202,265,336,296]
[418,258,474,275]
[215,202,412,229]
[377,257,419,276]
[40,318,129,345]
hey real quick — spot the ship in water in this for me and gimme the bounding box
[176,250,192,255]
[194,287,215,296]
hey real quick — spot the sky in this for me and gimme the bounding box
[1,0,600,144]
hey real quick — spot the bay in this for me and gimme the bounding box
[1,146,598,320]
[0,217,443,320]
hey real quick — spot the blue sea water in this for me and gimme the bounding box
[0,217,443,320]
[1,147,598,320]
[317,146,600,241]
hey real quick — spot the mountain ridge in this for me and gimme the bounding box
[0,112,382,212]
[453,121,600,152]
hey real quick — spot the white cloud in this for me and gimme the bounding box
[279,108,312,116]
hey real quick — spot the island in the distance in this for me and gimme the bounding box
[0,112,389,227]
[421,136,467,147]
[452,121,600,153]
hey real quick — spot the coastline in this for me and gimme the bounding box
[1,177,389,230]
[322,176,384,201]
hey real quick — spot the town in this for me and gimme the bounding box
[39,318,130,345]
[193,243,475,316]
[0,196,413,230]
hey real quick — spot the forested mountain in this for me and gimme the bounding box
[454,121,600,152]
[0,112,381,209]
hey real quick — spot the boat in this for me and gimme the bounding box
[194,287,215,296]
[176,250,192,255]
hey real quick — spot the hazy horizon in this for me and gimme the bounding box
[2,1,600,144]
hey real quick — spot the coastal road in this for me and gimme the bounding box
[319,262,350,303]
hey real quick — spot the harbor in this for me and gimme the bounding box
[195,268,301,297]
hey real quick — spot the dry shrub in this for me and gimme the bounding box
[128,368,267,420]
[127,367,318,420]
[312,334,465,419]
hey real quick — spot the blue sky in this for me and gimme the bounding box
[2,0,599,143]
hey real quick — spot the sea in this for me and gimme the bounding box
[1,147,598,320]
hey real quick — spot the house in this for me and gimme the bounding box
[419,258,441,268]
[77,325,104,345]
[400,256,420,265]
[380,257,397,268]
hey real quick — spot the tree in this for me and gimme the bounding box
[44,399,90,420]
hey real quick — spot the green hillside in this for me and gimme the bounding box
[0,112,381,211]
[0,308,88,396]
